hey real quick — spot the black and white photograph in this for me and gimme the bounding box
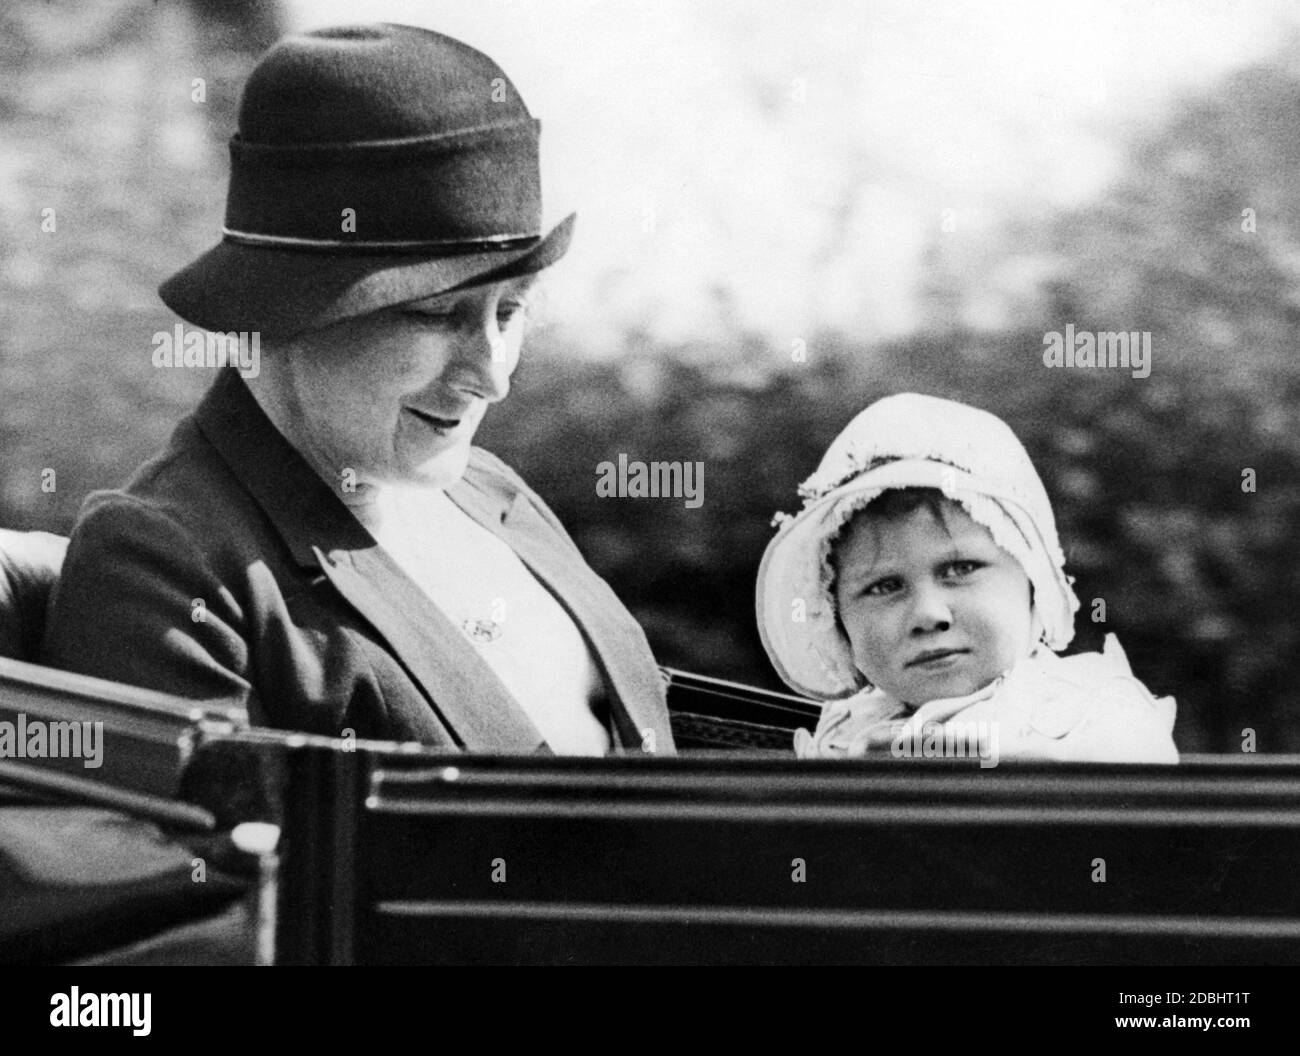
[0,0,1295,1027]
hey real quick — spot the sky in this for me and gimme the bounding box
[281,0,1300,348]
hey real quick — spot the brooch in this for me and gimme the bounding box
[462,616,503,644]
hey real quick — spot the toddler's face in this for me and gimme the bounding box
[832,498,1035,706]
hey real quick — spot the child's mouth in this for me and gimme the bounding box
[907,648,970,668]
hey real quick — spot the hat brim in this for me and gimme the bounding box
[158,213,575,340]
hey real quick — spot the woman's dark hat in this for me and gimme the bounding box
[159,23,574,339]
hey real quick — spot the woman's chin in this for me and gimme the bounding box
[407,445,471,489]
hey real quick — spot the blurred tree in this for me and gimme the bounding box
[0,0,282,531]
[1015,60,1300,754]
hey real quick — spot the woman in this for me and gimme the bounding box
[41,24,674,756]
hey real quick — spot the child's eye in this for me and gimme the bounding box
[943,560,982,579]
[862,577,902,597]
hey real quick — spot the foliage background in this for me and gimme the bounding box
[3,0,1298,751]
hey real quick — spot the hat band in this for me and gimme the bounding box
[220,229,542,253]
[229,120,539,161]
[224,120,543,247]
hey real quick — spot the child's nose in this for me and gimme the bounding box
[909,582,953,633]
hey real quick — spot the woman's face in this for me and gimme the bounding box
[832,499,1035,706]
[263,275,535,490]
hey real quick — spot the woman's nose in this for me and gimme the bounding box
[451,315,512,402]
[908,582,953,633]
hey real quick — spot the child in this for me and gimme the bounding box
[756,393,1178,763]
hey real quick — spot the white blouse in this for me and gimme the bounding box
[368,485,610,756]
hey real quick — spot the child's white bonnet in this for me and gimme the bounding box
[756,393,1080,699]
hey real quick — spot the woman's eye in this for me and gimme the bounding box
[862,577,901,597]
[497,300,529,325]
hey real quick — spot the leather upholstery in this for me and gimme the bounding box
[0,530,67,662]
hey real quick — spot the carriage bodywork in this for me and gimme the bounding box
[1,656,1297,966]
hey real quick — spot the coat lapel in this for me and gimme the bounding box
[311,543,546,753]
[448,473,666,752]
